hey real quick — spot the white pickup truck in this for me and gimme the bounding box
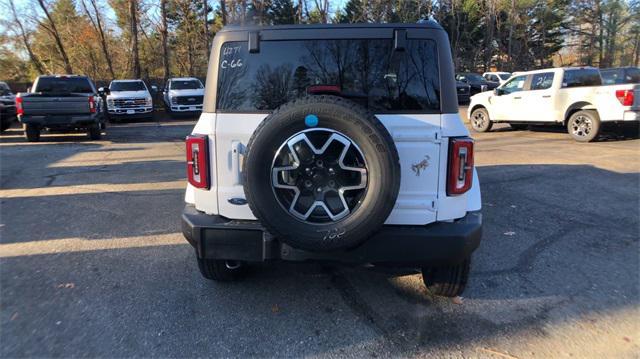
[468,67,639,142]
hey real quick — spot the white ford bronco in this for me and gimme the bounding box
[181,22,482,297]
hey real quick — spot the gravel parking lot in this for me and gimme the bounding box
[1,112,639,358]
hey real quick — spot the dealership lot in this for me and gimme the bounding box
[1,114,638,357]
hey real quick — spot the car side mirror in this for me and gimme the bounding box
[27,87,31,93]
[98,87,110,96]
[151,85,158,92]
[494,88,503,96]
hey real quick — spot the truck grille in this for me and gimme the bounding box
[111,98,147,108]
[174,96,203,105]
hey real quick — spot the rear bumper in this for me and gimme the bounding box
[181,205,482,266]
[19,113,102,126]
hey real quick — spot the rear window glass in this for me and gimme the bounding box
[216,39,440,113]
[35,77,93,93]
[171,80,203,90]
[110,81,146,91]
[561,69,601,88]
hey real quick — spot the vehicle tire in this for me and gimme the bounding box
[24,124,40,142]
[470,107,493,132]
[422,259,470,297]
[0,120,10,132]
[509,123,528,131]
[243,95,400,252]
[567,110,600,142]
[87,125,102,140]
[197,258,243,281]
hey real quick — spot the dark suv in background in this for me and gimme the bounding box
[0,81,16,131]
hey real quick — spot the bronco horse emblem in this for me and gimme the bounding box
[411,155,431,176]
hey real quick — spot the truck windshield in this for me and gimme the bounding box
[171,80,203,90]
[217,39,440,113]
[499,73,511,80]
[35,77,93,93]
[110,81,146,91]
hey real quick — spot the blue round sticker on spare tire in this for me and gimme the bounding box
[305,114,319,127]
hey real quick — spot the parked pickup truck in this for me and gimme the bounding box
[105,79,154,121]
[16,75,106,141]
[468,67,639,142]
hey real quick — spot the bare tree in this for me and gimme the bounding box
[220,0,227,25]
[160,0,170,81]
[8,0,45,74]
[203,0,209,51]
[36,0,73,73]
[81,0,115,79]
[129,0,141,78]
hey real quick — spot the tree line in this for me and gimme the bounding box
[0,0,638,83]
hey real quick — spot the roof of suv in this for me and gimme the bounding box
[218,21,443,33]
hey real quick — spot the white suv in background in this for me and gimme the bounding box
[106,79,153,120]
[162,77,204,115]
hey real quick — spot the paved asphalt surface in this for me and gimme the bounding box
[1,111,639,358]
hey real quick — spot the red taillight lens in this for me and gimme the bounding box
[447,137,474,196]
[16,96,23,116]
[616,89,634,106]
[88,96,96,113]
[186,134,210,189]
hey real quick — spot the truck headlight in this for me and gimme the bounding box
[146,97,152,106]
[170,97,177,105]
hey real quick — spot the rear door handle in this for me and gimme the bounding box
[542,95,551,98]
[514,96,522,99]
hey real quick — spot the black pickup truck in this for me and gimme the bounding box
[16,75,108,141]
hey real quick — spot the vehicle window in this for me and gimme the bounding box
[624,68,640,83]
[35,77,93,93]
[530,72,554,90]
[500,75,527,94]
[490,75,499,82]
[498,73,511,80]
[561,69,601,88]
[170,80,203,90]
[110,81,147,91]
[217,39,440,113]
[600,69,619,84]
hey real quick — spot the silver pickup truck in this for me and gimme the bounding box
[16,75,107,142]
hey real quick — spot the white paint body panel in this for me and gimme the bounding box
[188,111,481,225]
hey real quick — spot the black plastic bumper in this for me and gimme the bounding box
[182,205,482,266]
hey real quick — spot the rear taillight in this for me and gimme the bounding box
[88,96,96,113]
[447,137,474,196]
[16,96,23,116]
[186,134,210,189]
[616,89,634,106]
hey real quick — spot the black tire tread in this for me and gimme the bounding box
[24,124,40,142]
[197,258,242,281]
[422,259,470,297]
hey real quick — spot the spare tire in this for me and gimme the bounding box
[243,96,400,252]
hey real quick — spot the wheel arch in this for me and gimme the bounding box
[564,102,597,126]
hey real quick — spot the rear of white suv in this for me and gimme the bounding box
[181,23,482,297]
